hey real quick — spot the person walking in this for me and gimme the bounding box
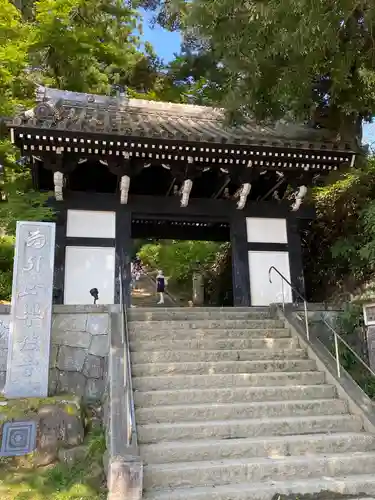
[156,270,166,305]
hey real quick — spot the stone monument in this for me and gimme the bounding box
[4,221,56,398]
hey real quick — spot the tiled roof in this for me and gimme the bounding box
[9,86,351,152]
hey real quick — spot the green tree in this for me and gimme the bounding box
[153,0,375,149]
[30,0,155,94]
[302,156,375,300]
[0,1,54,235]
[0,0,33,117]
[0,0,165,298]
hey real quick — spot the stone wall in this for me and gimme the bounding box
[0,305,109,401]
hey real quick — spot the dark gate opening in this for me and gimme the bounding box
[130,215,233,307]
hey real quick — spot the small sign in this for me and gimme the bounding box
[0,421,37,457]
[363,303,375,326]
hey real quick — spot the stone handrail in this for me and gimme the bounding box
[106,254,143,500]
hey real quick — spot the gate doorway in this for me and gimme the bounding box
[129,214,233,307]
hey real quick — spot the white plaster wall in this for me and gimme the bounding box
[66,210,116,239]
[246,217,287,244]
[248,251,292,306]
[64,246,116,305]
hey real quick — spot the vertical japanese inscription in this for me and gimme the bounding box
[5,222,56,398]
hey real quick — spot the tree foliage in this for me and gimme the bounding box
[303,156,375,300]
[138,240,223,282]
[2,0,375,304]
[138,240,231,305]
[139,0,375,300]
[144,0,375,147]
[0,0,169,298]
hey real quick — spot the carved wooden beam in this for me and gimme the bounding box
[180,179,193,207]
[237,183,252,210]
[291,185,308,211]
[120,175,131,204]
[180,156,194,207]
[53,171,64,201]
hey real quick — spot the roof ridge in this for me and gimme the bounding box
[35,85,225,118]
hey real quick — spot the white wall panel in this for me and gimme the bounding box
[248,251,292,306]
[64,246,115,305]
[246,217,287,244]
[66,210,116,239]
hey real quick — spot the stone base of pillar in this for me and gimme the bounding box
[107,455,143,500]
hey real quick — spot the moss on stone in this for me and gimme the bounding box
[0,403,106,499]
[0,395,80,421]
[272,492,372,500]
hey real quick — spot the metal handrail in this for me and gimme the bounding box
[269,265,375,380]
[321,315,375,379]
[118,253,138,449]
[268,266,310,340]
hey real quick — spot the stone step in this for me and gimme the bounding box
[131,359,316,377]
[140,432,375,464]
[130,306,270,313]
[134,383,337,407]
[128,328,291,341]
[138,414,362,444]
[143,451,375,490]
[128,308,272,321]
[132,370,325,391]
[135,398,347,424]
[142,474,375,500]
[129,319,285,331]
[130,337,299,352]
[131,347,307,364]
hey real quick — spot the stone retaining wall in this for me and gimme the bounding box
[0,305,109,401]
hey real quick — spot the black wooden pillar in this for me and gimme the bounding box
[286,214,305,302]
[230,214,251,307]
[115,207,132,306]
[52,204,67,305]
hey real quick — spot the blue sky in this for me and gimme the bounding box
[140,11,375,150]
[140,9,181,63]
[364,121,375,150]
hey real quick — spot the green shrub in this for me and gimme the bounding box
[138,240,223,283]
[335,302,364,336]
[0,236,14,301]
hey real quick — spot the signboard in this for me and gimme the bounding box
[4,222,55,398]
[363,303,375,326]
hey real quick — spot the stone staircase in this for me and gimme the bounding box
[128,307,375,500]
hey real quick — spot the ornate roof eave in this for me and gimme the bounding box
[11,125,355,175]
[7,86,355,155]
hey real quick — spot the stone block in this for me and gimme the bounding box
[48,368,59,395]
[35,404,84,466]
[89,335,109,356]
[0,371,5,391]
[52,313,88,333]
[0,315,9,350]
[83,355,104,379]
[57,346,87,372]
[49,345,59,368]
[52,329,92,349]
[54,305,109,314]
[38,405,84,447]
[368,325,375,372]
[58,445,88,465]
[0,348,7,372]
[87,314,109,336]
[58,371,86,398]
[108,457,143,500]
[85,378,105,401]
